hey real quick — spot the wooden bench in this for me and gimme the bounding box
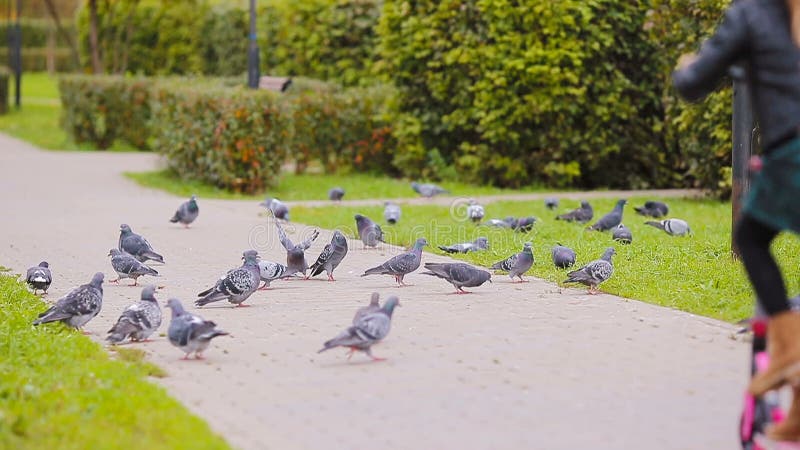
[258,76,292,92]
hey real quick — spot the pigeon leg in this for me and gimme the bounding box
[181,354,191,360]
[195,353,205,360]
[110,277,121,283]
[365,348,386,362]
[328,274,335,282]
[80,329,92,335]
[235,303,252,308]
[131,279,138,286]
[184,224,190,229]
[346,348,356,360]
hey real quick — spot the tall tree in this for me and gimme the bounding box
[88,0,102,73]
[42,0,81,69]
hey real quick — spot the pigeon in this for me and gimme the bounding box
[645,218,692,236]
[411,182,449,198]
[33,272,104,331]
[108,249,159,286]
[384,201,402,224]
[487,217,518,228]
[466,199,485,223]
[308,230,349,281]
[169,194,199,227]
[362,237,428,286]
[106,285,162,344]
[260,197,290,221]
[490,242,534,282]
[421,262,492,294]
[514,216,537,233]
[328,187,345,201]
[355,214,384,248]
[635,201,669,218]
[545,197,560,210]
[256,260,290,289]
[196,250,261,307]
[438,237,489,254]
[26,261,52,295]
[353,292,381,324]
[551,244,577,269]
[587,199,627,231]
[166,298,229,360]
[612,224,633,244]
[318,296,400,361]
[563,247,615,294]
[276,221,320,276]
[556,201,594,223]
[118,224,165,264]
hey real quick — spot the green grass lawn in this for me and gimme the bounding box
[292,197,800,323]
[124,168,546,201]
[0,72,136,151]
[0,274,230,450]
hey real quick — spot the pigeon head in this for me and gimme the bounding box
[413,238,429,249]
[382,296,400,316]
[616,199,627,208]
[354,213,367,222]
[190,194,197,201]
[259,197,274,208]
[120,224,132,234]
[242,250,260,263]
[580,201,591,209]
[467,198,478,205]
[38,261,49,268]
[477,270,493,285]
[410,182,420,190]
[108,248,123,257]
[140,285,157,302]
[601,247,616,261]
[475,237,489,249]
[369,292,380,307]
[165,298,186,317]
[90,272,105,287]
[523,242,532,251]
[332,230,347,244]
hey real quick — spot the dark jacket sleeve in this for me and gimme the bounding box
[672,5,750,102]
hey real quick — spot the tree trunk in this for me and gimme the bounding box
[88,0,102,73]
[42,0,81,70]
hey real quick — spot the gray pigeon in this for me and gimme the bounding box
[108,249,159,286]
[260,197,290,221]
[556,201,594,223]
[487,217,518,228]
[411,182,449,198]
[635,201,669,218]
[353,292,381,325]
[421,262,492,294]
[564,247,615,294]
[33,272,104,331]
[318,296,400,361]
[328,187,345,201]
[587,199,627,231]
[612,224,633,244]
[170,195,199,227]
[645,218,692,236]
[545,197,560,210]
[308,230,349,281]
[256,260,290,289]
[514,216,537,233]
[166,298,229,360]
[438,237,489,254]
[26,261,52,295]
[384,201,402,224]
[355,214,384,248]
[551,244,577,269]
[276,221,320,276]
[118,224,165,264]
[490,242,534,282]
[466,199,485,223]
[196,250,261,307]
[362,238,428,286]
[106,285,162,344]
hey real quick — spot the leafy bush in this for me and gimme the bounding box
[151,81,291,193]
[200,5,248,76]
[58,75,151,150]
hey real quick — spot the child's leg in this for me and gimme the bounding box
[736,214,788,315]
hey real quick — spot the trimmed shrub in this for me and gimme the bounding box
[58,75,151,149]
[151,82,291,193]
[0,66,9,115]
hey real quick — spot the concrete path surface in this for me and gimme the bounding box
[0,134,748,449]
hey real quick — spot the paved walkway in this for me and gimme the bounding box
[0,134,747,450]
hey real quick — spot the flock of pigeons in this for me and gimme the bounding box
[22,182,693,362]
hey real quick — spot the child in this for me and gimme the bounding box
[673,0,800,441]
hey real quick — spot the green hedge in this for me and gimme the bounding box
[58,75,151,149]
[151,82,291,193]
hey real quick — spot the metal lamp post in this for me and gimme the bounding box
[247,0,260,89]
